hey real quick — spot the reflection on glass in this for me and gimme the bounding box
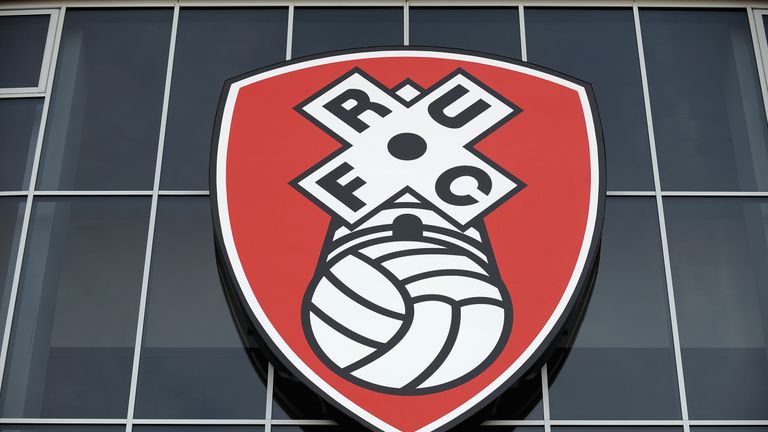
[525,8,653,191]
[548,198,681,419]
[665,198,768,419]
[292,8,403,58]
[641,9,768,191]
[0,14,50,88]
[135,197,267,419]
[160,8,288,190]
[0,197,150,418]
[37,9,173,190]
[409,8,521,59]
[0,98,43,190]
[0,198,26,338]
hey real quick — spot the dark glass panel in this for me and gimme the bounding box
[0,14,50,88]
[37,9,173,190]
[0,98,43,190]
[548,198,680,419]
[0,197,150,418]
[0,198,26,337]
[135,197,267,419]
[665,198,768,419]
[160,8,288,190]
[409,8,521,59]
[641,9,768,191]
[526,8,653,191]
[291,8,403,58]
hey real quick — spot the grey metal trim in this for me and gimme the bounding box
[633,4,691,432]
[0,3,65,401]
[125,4,180,431]
[542,363,552,432]
[285,3,294,61]
[0,8,59,94]
[519,3,527,61]
[265,363,274,432]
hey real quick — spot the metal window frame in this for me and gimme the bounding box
[0,1,767,430]
[0,8,59,95]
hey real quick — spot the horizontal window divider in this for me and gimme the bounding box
[606,191,657,196]
[270,419,339,425]
[660,191,768,196]
[32,190,155,196]
[132,419,269,425]
[0,191,28,196]
[0,418,127,424]
[1,1,767,8]
[158,190,210,195]
[0,91,45,98]
[480,420,546,425]
[688,420,768,426]
[549,420,685,426]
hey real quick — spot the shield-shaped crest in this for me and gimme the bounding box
[212,47,604,432]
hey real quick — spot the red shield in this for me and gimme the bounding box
[212,48,604,432]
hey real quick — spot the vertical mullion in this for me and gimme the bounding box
[125,4,180,431]
[37,9,59,92]
[541,364,551,432]
[632,4,691,432]
[404,0,409,46]
[747,7,768,125]
[265,363,275,432]
[0,3,66,399]
[519,3,527,61]
[285,3,294,61]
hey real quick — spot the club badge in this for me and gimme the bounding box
[212,48,604,432]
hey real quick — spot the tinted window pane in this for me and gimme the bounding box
[292,8,403,58]
[0,197,150,418]
[642,10,768,191]
[409,8,521,59]
[37,9,173,190]
[526,8,653,191]
[160,8,288,190]
[135,197,267,418]
[0,14,50,88]
[548,198,680,419]
[665,198,768,419]
[0,198,26,337]
[0,98,43,190]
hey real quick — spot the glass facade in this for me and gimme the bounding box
[0,3,766,431]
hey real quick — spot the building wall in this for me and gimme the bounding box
[0,2,767,432]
